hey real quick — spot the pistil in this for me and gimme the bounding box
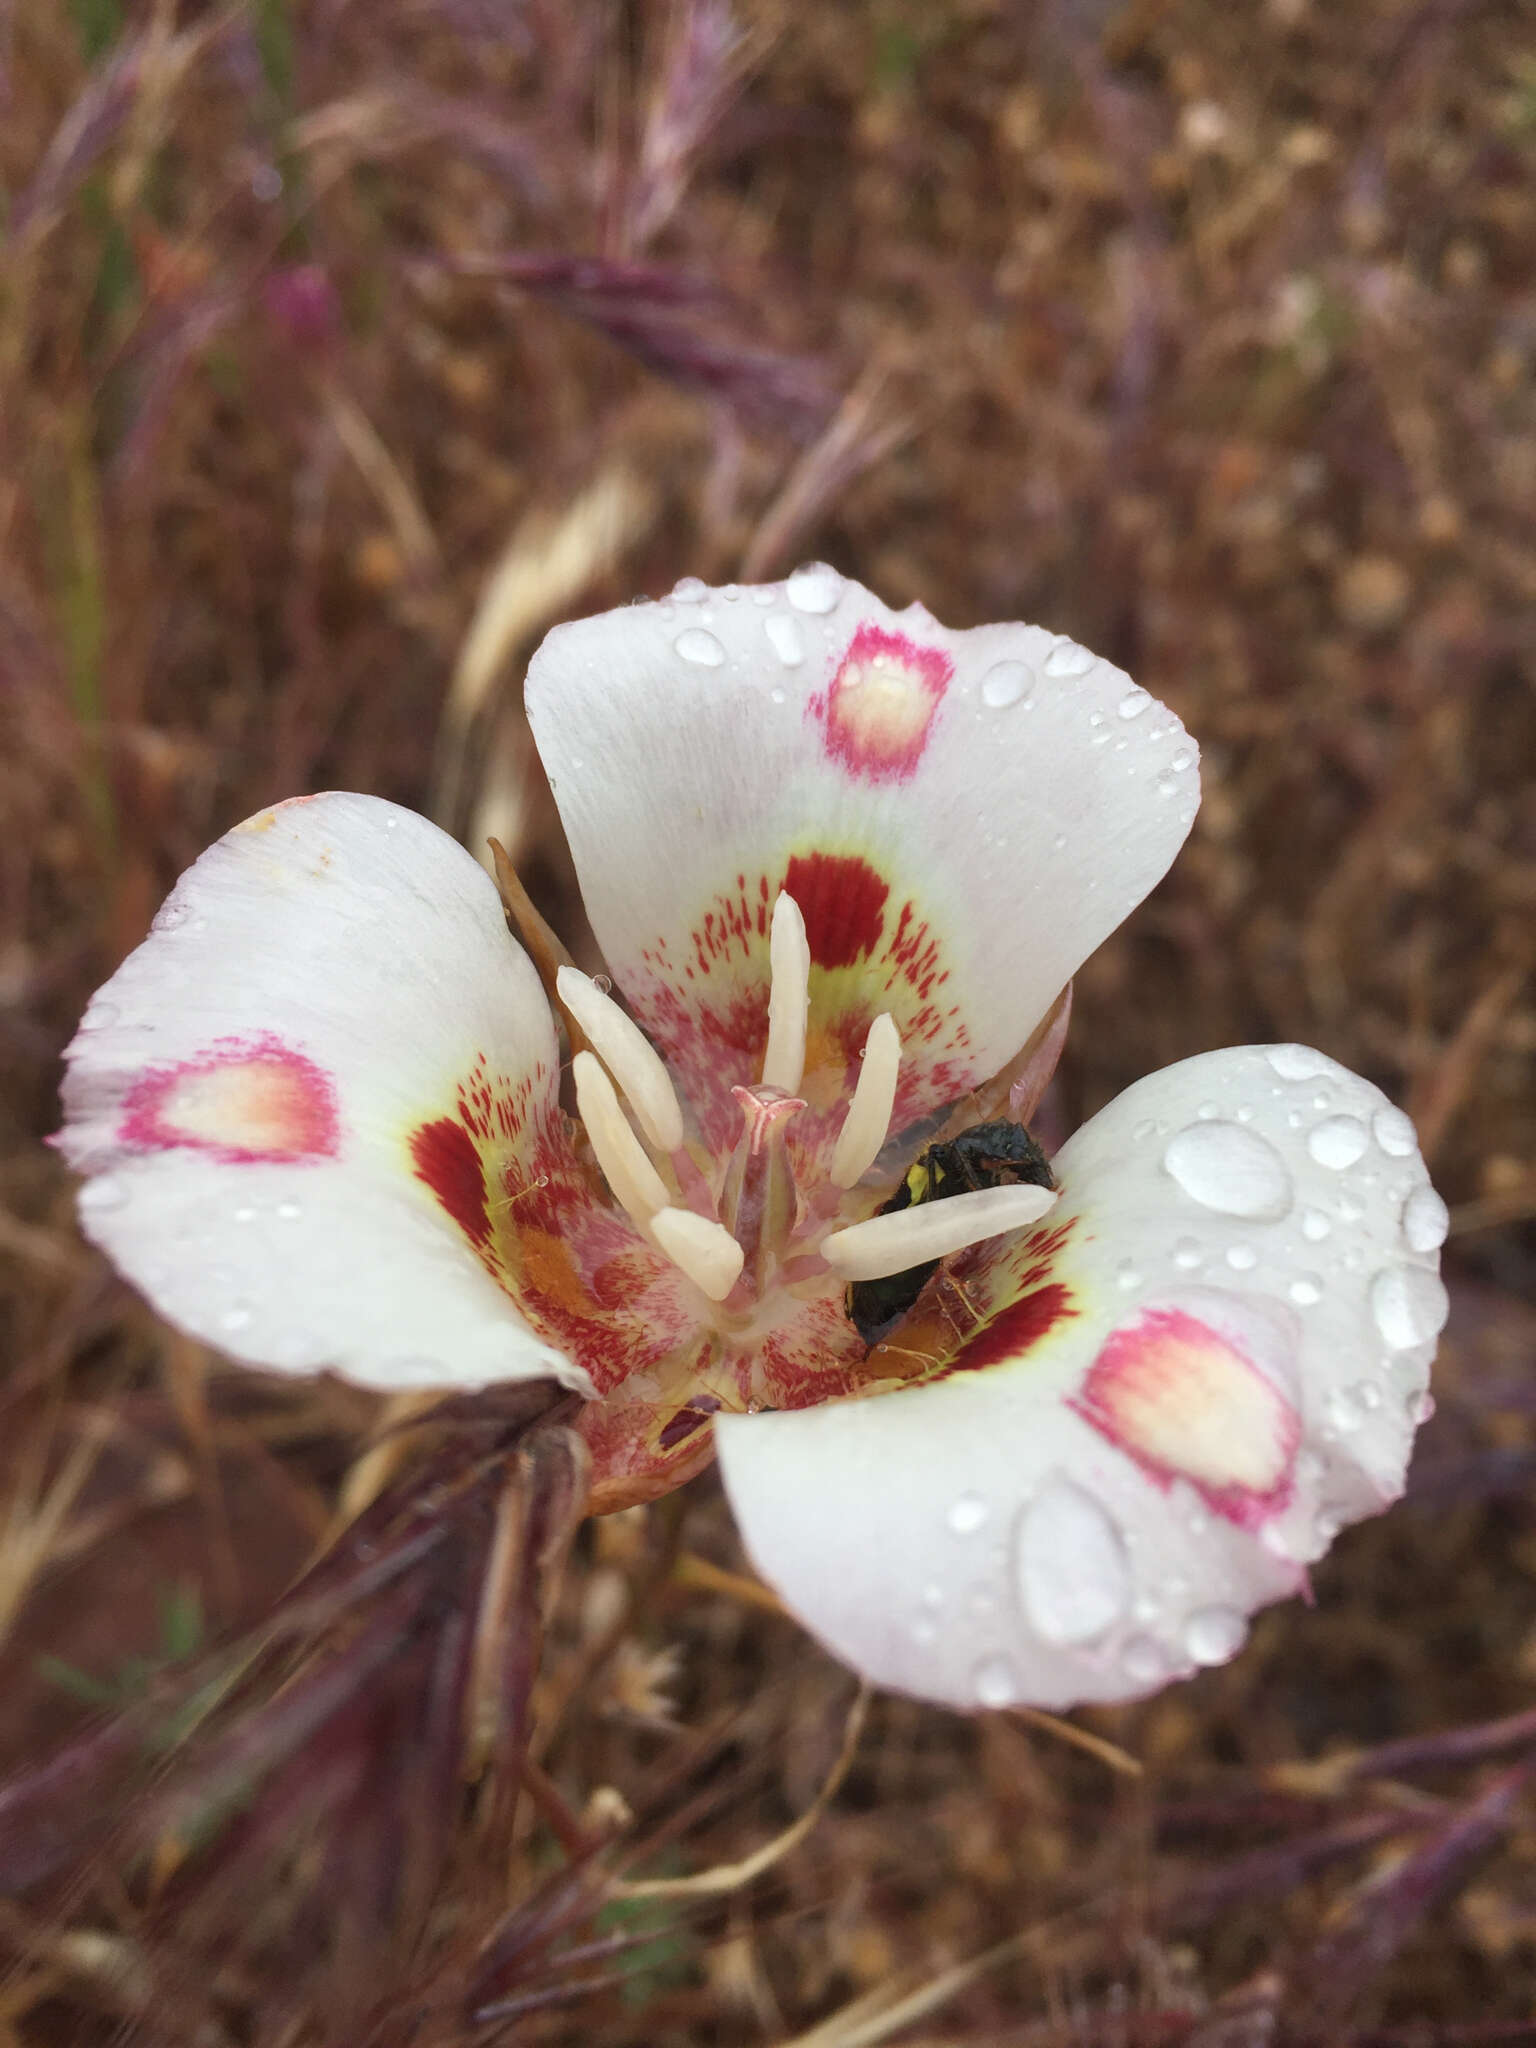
[562,884,1057,1340]
[721,1085,804,1293]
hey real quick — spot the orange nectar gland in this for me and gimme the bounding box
[561,890,1060,1323]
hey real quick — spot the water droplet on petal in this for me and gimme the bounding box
[1173,1237,1203,1270]
[220,1302,254,1334]
[1184,1606,1248,1666]
[764,612,805,667]
[1170,747,1195,772]
[974,1654,1018,1708]
[1164,1122,1293,1221]
[672,575,707,603]
[1015,1478,1129,1645]
[675,626,725,667]
[948,1492,987,1535]
[1328,1385,1364,1433]
[979,658,1035,708]
[1372,1106,1418,1158]
[79,1175,129,1213]
[1308,1114,1368,1169]
[1121,1634,1169,1685]
[1117,1258,1143,1289]
[1288,1274,1323,1305]
[233,1204,257,1224]
[1260,1519,1298,1561]
[78,1002,120,1032]
[1267,1044,1328,1081]
[1117,687,1152,720]
[153,902,189,932]
[1402,1185,1449,1254]
[276,1200,304,1221]
[1409,1390,1436,1426]
[1301,1207,1332,1242]
[1225,1242,1258,1271]
[1043,637,1095,676]
[1370,1265,1449,1350]
[785,561,842,614]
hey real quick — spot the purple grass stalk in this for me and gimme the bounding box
[8,41,146,241]
[435,250,729,308]
[419,247,835,438]
[1293,1760,1534,2027]
[630,0,748,249]
[1347,1705,1536,1782]
[1161,1809,1421,1930]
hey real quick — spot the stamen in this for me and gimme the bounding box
[829,1013,901,1189]
[558,965,685,1152]
[761,891,810,1095]
[650,1207,745,1302]
[821,1183,1060,1283]
[571,1050,669,1230]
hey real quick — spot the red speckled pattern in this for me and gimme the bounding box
[629,853,973,1173]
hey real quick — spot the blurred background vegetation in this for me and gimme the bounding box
[1,0,1534,2041]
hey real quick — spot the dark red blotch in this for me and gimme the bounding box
[783,850,889,969]
[410,1117,491,1248]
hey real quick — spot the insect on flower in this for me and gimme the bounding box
[58,568,1448,1713]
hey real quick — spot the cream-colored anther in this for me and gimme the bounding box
[829,1013,901,1189]
[821,1183,1059,1283]
[571,1051,670,1230]
[761,891,810,1095]
[557,965,684,1152]
[650,1207,745,1302]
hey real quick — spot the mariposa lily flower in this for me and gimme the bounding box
[59,568,1447,1713]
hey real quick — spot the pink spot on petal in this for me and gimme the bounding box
[810,624,951,783]
[119,1034,339,1164]
[1072,1305,1299,1528]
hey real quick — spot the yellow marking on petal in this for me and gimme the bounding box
[837,659,935,756]
[149,1063,325,1157]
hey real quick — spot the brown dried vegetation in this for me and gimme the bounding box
[1,0,1535,2041]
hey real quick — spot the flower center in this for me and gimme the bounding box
[556,891,1057,1338]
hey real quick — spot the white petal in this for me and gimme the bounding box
[717,1045,1442,1710]
[526,577,1197,1152]
[60,795,589,1395]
